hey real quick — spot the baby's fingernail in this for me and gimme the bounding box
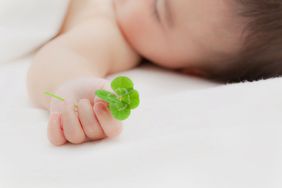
[94,102,107,114]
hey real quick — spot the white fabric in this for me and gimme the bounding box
[0,0,281,187]
[0,0,69,63]
[0,57,281,187]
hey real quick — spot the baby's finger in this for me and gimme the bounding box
[94,102,123,138]
[62,102,86,144]
[47,113,67,146]
[78,99,106,140]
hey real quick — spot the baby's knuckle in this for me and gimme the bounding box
[64,130,85,144]
[86,128,105,140]
[85,129,98,139]
[67,136,85,144]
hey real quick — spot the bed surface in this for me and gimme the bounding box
[0,56,281,187]
[1,0,282,187]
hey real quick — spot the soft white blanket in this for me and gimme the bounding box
[0,0,281,187]
[0,56,281,188]
[0,0,68,63]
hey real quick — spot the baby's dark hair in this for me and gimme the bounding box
[207,0,282,83]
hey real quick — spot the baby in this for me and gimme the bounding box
[27,0,282,146]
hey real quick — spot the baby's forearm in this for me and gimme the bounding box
[27,19,140,110]
[27,42,108,110]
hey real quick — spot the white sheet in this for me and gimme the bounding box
[0,0,69,63]
[1,0,282,187]
[0,56,281,187]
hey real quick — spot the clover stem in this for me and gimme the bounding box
[44,91,78,110]
[44,92,65,101]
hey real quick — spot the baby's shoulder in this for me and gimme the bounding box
[53,0,139,74]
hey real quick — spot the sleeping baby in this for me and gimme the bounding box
[27,0,282,146]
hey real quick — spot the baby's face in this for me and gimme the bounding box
[114,0,246,71]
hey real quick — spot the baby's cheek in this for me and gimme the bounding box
[116,0,166,59]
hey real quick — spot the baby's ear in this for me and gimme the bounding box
[180,68,207,77]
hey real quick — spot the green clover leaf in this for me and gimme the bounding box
[120,89,139,109]
[96,76,140,121]
[95,90,120,104]
[111,76,134,95]
[109,102,131,120]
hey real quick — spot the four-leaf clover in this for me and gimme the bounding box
[96,76,140,120]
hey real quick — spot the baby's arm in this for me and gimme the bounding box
[27,19,140,110]
[27,18,140,145]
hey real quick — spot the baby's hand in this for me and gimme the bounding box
[47,77,122,146]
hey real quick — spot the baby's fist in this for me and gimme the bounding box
[47,77,122,146]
